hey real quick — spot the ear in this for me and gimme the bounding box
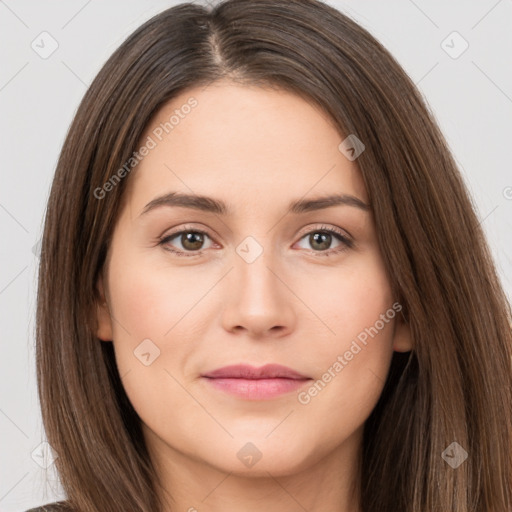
[95,273,113,342]
[392,310,413,353]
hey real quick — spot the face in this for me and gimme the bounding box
[95,79,411,482]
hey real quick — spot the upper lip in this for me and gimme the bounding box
[201,364,311,380]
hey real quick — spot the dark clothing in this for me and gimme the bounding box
[26,501,73,512]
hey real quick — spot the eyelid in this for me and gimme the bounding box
[159,223,351,243]
[159,223,213,240]
[296,223,351,241]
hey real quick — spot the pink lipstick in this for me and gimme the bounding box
[201,364,312,400]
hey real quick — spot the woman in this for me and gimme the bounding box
[29,0,512,511]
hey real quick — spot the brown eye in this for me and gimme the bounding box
[180,231,205,251]
[159,228,214,257]
[295,226,353,257]
[309,232,332,251]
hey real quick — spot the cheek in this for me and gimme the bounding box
[295,252,396,431]
[107,247,203,340]
[305,249,394,350]
[105,251,201,435]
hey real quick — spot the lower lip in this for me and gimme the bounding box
[202,377,311,400]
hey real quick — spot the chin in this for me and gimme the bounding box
[202,435,320,477]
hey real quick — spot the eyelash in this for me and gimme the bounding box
[158,224,353,258]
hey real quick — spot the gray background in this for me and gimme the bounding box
[1,0,511,510]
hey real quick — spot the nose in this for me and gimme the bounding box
[221,242,297,339]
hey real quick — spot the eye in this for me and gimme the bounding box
[294,225,353,257]
[159,226,214,257]
[158,224,353,258]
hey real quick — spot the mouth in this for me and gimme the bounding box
[200,364,313,400]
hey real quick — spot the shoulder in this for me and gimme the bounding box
[25,501,74,512]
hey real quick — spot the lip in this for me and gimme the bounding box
[201,364,312,400]
[201,364,310,380]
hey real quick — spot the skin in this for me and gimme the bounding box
[95,79,412,512]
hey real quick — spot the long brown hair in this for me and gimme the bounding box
[36,1,512,510]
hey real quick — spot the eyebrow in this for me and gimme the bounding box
[140,191,371,217]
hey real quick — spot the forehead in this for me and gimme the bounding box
[125,80,368,215]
